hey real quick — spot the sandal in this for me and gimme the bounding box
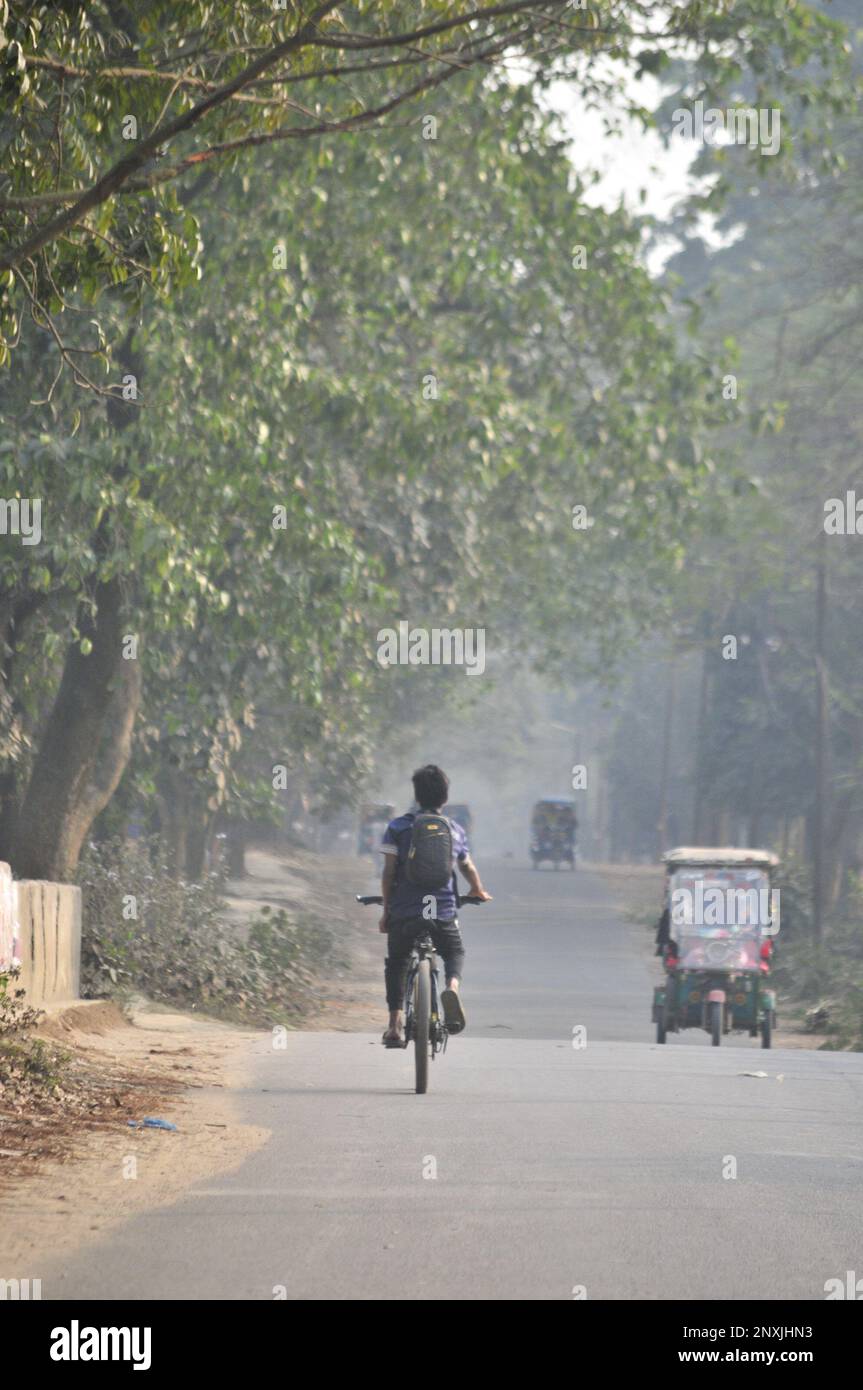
[441,988,466,1034]
[381,1027,405,1049]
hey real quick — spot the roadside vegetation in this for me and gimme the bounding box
[769,861,863,1050]
[78,838,343,1025]
[0,965,75,1117]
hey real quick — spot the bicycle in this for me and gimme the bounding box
[356,893,485,1094]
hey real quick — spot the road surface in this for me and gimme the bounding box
[43,863,863,1299]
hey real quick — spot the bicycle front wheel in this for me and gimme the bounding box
[414,958,431,1094]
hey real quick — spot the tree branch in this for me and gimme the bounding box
[0,0,343,272]
[0,1,587,267]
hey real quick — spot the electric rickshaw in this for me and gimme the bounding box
[652,847,779,1048]
[530,798,577,870]
[357,802,395,857]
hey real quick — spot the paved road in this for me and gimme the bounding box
[44,863,863,1300]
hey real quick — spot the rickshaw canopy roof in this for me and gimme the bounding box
[663,846,779,869]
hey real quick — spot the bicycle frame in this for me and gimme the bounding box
[355,891,485,1093]
[403,934,448,1058]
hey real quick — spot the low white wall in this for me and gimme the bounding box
[0,861,18,972]
[0,862,82,1006]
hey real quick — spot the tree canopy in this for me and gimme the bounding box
[0,0,856,881]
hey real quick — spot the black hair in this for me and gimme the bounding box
[412,764,450,811]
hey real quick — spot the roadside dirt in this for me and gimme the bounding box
[1,844,386,1272]
[0,1003,268,1270]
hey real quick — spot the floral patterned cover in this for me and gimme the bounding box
[0,861,19,971]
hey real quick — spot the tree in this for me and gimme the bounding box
[598,0,863,917]
[0,0,853,879]
[1,0,847,384]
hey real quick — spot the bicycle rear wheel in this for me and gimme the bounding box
[414,958,431,1094]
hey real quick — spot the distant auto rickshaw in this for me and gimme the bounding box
[652,847,779,1048]
[444,803,473,838]
[357,803,395,857]
[530,798,577,870]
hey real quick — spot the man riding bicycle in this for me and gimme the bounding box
[379,764,492,1047]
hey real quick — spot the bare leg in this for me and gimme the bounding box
[382,1009,404,1044]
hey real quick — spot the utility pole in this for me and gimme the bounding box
[657,657,678,859]
[691,645,710,843]
[812,539,828,942]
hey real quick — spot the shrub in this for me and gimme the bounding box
[77,837,341,1025]
[772,872,863,1049]
[0,966,42,1036]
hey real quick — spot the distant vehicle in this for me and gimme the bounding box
[530,798,576,870]
[652,846,779,1048]
[357,803,395,857]
[444,803,473,838]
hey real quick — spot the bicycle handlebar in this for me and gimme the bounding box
[355,894,486,907]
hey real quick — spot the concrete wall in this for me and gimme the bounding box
[0,861,17,972]
[0,862,82,1005]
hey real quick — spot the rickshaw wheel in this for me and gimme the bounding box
[709,1000,722,1046]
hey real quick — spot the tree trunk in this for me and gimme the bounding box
[155,766,190,879]
[11,577,141,881]
[0,765,17,864]
[0,600,17,860]
[226,819,247,878]
[823,716,863,909]
[656,657,678,858]
[0,593,49,861]
[186,807,213,882]
[690,647,710,843]
[155,766,216,881]
[8,328,145,882]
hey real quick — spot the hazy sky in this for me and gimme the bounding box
[544,70,721,271]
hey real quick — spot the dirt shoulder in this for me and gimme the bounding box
[1,844,383,1271]
[0,1002,268,1270]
